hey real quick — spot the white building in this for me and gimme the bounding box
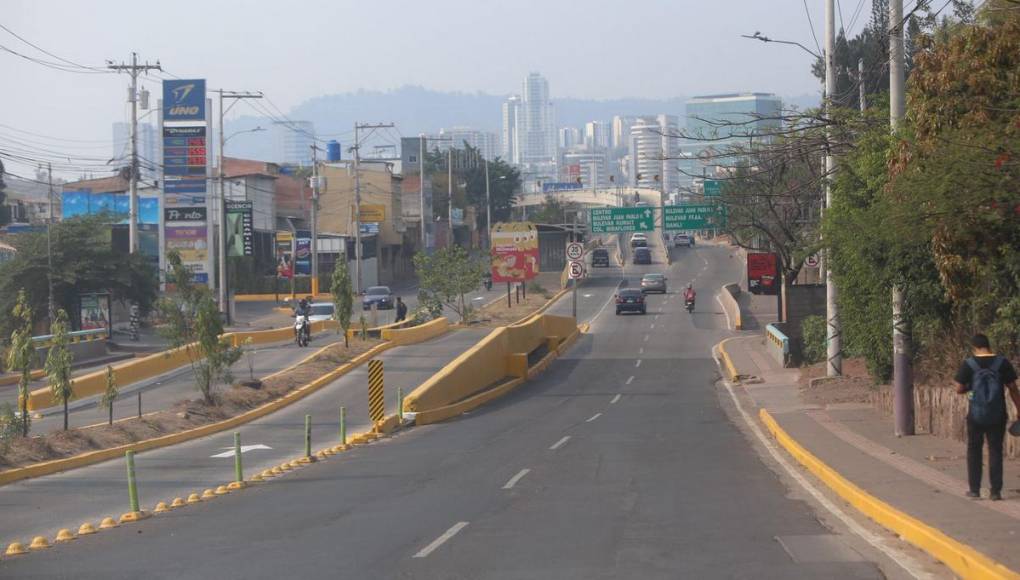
[612,116,637,150]
[272,120,316,166]
[112,122,159,180]
[584,121,610,149]
[501,95,521,164]
[558,127,581,149]
[436,127,499,160]
[562,149,609,189]
[629,114,680,193]
[519,73,557,168]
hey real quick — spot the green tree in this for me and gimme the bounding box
[529,194,580,225]
[156,251,241,405]
[44,309,74,430]
[413,246,485,323]
[0,214,157,336]
[0,159,9,227]
[99,364,117,426]
[330,258,354,347]
[425,145,520,227]
[6,290,34,436]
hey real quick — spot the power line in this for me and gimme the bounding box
[0,22,108,72]
[802,0,824,56]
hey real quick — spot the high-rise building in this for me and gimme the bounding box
[519,73,556,166]
[558,127,581,149]
[436,127,499,160]
[611,116,637,150]
[685,93,782,141]
[501,95,521,164]
[584,121,610,149]
[562,149,609,189]
[629,114,679,193]
[272,120,316,166]
[112,122,159,180]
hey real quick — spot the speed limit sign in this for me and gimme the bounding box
[566,242,584,261]
[568,260,584,279]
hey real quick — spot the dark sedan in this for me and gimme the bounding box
[615,288,647,315]
[361,286,394,310]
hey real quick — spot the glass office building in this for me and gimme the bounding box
[685,93,782,141]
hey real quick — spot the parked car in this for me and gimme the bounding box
[673,233,693,248]
[640,273,667,294]
[633,247,652,264]
[306,302,336,322]
[591,248,610,267]
[615,288,647,315]
[361,286,394,310]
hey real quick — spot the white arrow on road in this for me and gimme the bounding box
[473,296,486,301]
[210,444,272,458]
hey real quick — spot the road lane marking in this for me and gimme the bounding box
[611,394,622,404]
[626,375,634,385]
[655,314,660,320]
[583,293,593,298]
[650,323,655,329]
[209,444,272,458]
[586,413,602,422]
[643,334,649,342]
[549,436,571,450]
[639,347,644,354]
[472,296,485,301]
[635,359,642,368]
[413,522,470,558]
[502,468,531,489]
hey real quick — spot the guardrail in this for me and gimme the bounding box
[31,328,108,347]
[719,283,742,330]
[765,323,790,367]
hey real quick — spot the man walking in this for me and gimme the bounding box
[954,334,1020,500]
[395,297,408,323]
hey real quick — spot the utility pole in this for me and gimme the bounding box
[311,144,321,296]
[351,122,395,294]
[484,157,492,250]
[448,147,454,246]
[419,134,427,250]
[890,0,914,436]
[858,58,866,112]
[216,89,262,321]
[108,53,161,254]
[824,0,843,378]
[46,162,55,325]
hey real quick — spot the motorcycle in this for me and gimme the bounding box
[685,298,695,314]
[294,316,310,347]
[483,273,493,291]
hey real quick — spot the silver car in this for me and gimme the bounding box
[640,273,667,294]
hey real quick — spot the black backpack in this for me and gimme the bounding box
[967,356,1007,426]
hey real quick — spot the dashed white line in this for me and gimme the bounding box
[655,314,660,320]
[413,522,470,558]
[626,376,634,385]
[586,412,603,422]
[611,394,622,404]
[549,436,571,450]
[635,359,642,368]
[650,323,656,329]
[643,334,649,342]
[639,347,644,354]
[502,468,531,489]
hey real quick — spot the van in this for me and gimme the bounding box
[633,247,652,265]
[591,248,610,267]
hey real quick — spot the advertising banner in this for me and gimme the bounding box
[78,293,111,335]
[294,230,312,276]
[490,222,539,283]
[276,231,293,279]
[61,191,159,224]
[357,204,386,223]
[165,225,209,263]
[542,182,583,193]
[747,252,779,295]
[162,79,206,122]
[226,201,254,257]
[164,207,207,222]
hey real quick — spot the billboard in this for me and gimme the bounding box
[747,252,779,295]
[294,230,312,276]
[226,201,254,257]
[62,190,159,224]
[165,226,209,263]
[543,182,583,193]
[78,293,111,335]
[490,222,539,283]
[276,231,293,279]
[162,79,206,122]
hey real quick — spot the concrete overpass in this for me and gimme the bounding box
[515,187,666,209]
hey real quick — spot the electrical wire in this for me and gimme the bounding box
[802,0,824,56]
[0,22,109,72]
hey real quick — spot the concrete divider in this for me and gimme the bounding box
[765,324,791,367]
[380,318,449,346]
[720,283,743,330]
[404,313,578,417]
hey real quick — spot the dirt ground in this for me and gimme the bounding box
[473,284,558,328]
[0,338,382,470]
[798,357,880,407]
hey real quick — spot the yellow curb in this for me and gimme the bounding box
[186,493,202,504]
[170,497,186,508]
[5,542,28,556]
[118,511,150,523]
[77,523,97,536]
[214,485,230,495]
[315,450,329,459]
[261,469,278,478]
[716,338,740,382]
[760,408,1020,580]
[200,489,216,500]
[331,444,347,453]
[153,501,170,514]
[98,517,118,529]
[298,456,316,464]
[54,529,75,543]
[286,460,302,469]
[227,481,247,490]
[250,473,265,482]
[273,464,288,473]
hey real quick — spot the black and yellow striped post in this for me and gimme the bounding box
[368,359,384,427]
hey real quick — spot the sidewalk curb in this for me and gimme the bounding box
[760,408,1020,580]
[716,338,740,382]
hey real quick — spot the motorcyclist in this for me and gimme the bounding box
[294,298,311,340]
[684,283,696,308]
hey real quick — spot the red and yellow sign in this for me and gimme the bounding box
[490,222,539,283]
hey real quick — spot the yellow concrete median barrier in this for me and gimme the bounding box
[227,480,246,491]
[153,501,170,514]
[214,485,230,495]
[98,517,118,529]
[54,529,75,543]
[118,511,149,523]
[77,523,97,536]
[200,489,216,500]
[170,497,186,508]
[28,536,50,550]
[186,493,202,504]
[5,542,28,556]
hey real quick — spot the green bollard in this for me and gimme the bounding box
[305,414,312,459]
[126,450,139,513]
[234,431,243,483]
[398,388,404,421]
[340,406,347,445]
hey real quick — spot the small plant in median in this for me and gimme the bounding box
[413,246,486,323]
[45,309,74,430]
[0,402,19,454]
[331,259,354,347]
[99,364,117,426]
[6,289,35,436]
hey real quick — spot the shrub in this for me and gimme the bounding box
[801,315,827,365]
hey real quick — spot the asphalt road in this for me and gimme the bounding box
[0,229,908,578]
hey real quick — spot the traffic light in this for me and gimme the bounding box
[609,175,615,183]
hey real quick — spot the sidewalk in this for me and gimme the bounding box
[722,334,1020,576]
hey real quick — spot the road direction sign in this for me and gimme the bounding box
[568,261,584,279]
[566,242,584,261]
[703,179,722,197]
[589,207,654,233]
[663,204,726,231]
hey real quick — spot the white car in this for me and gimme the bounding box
[305,302,336,322]
[673,234,693,248]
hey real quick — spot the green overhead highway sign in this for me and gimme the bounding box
[589,207,654,233]
[663,204,726,231]
[703,179,722,197]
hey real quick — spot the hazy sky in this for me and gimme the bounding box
[2,0,865,179]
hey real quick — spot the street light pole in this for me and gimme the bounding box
[447,147,453,246]
[484,157,492,250]
[824,0,842,378]
[311,144,320,296]
[46,162,55,325]
[419,134,427,250]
